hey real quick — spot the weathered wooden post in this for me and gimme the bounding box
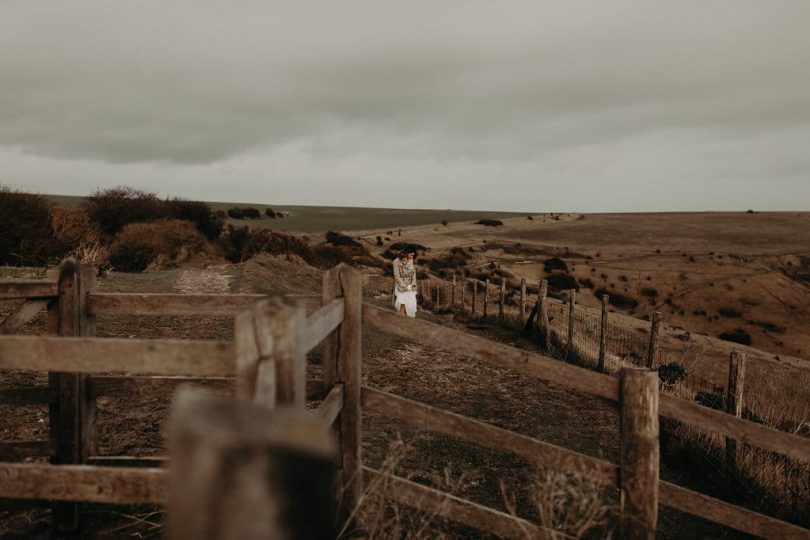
[598,295,609,372]
[472,279,478,315]
[50,259,96,532]
[322,266,341,390]
[536,280,551,350]
[519,278,527,324]
[452,274,457,306]
[619,368,660,540]
[335,264,363,525]
[499,279,506,322]
[726,351,746,471]
[646,312,662,369]
[262,299,306,407]
[460,278,466,311]
[167,389,337,540]
[566,290,576,360]
[483,279,490,319]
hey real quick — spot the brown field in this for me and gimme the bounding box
[2,211,810,538]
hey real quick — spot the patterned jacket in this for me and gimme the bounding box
[393,257,417,293]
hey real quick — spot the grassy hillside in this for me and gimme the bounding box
[45,194,526,233]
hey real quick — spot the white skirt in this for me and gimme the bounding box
[393,290,418,318]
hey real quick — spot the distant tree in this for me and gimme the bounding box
[264,208,277,218]
[227,207,244,219]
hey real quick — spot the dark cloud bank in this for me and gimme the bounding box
[1,1,808,211]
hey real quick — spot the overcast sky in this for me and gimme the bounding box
[1,1,809,212]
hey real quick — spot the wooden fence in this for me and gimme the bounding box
[1,261,809,538]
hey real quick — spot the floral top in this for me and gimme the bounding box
[393,257,417,293]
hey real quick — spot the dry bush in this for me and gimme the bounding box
[341,437,464,539]
[50,206,101,246]
[83,186,165,236]
[164,198,224,240]
[108,219,206,272]
[0,186,68,266]
[513,470,614,539]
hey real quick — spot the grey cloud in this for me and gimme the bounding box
[0,1,808,211]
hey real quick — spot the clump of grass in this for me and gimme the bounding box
[475,219,503,227]
[718,328,752,346]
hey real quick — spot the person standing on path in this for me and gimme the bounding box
[392,248,418,317]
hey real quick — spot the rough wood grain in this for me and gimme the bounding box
[659,481,810,540]
[566,290,576,360]
[87,456,168,468]
[87,292,321,316]
[254,298,306,407]
[646,311,662,368]
[336,264,363,524]
[363,304,620,401]
[619,368,659,540]
[302,298,344,353]
[234,305,261,399]
[598,295,609,372]
[364,466,540,539]
[362,387,618,486]
[0,280,58,299]
[313,383,344,427]
[0,299,49,335]
[0,463,166,503]
[167,388,336,540]
[519,278,526,324]
[0,335,233,376]
[725,351,746,470]
[322,267,341,389]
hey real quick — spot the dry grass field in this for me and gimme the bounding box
[2,210,809,538]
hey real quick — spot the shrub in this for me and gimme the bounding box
[228,207,245,219]
[594,288,639,310]
[441,219,448,226]
[544,257,568,273]
[422,247,470,273]
[109,219,205,272]
[242,207,261,219]
[388,242,427,253]
[264,208,277,218]
[719,328,752,346]
[376,236,384,247]
[578,277,595,289]
[547,272,579,291]
[241,229,313,262]
[325,231,362,248]
[218,226,314,264]
[0,187,69,266]
[718,307,742,318]
[50,206,101,246]
[658,362,687,386]
[640,287,658,298]
[475,219,503,227]
[164,198,224,240]
[83,186,165,236]
[527,215,533,220]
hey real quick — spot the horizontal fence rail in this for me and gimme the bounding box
[302,298,345,353]
[364,466,539,539]
[0,463,167,504]
[362,304,620,401]
[362,386,618,486]
[87,293,321,316]
[0,280,58,299]
[0,336,233,376]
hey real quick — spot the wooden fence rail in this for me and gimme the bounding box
[2,261,810,539]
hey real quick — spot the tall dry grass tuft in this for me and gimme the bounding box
[108,219,207,272]
[50,206,101,246]
[500,470,614,540]
[340,437,464,539]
